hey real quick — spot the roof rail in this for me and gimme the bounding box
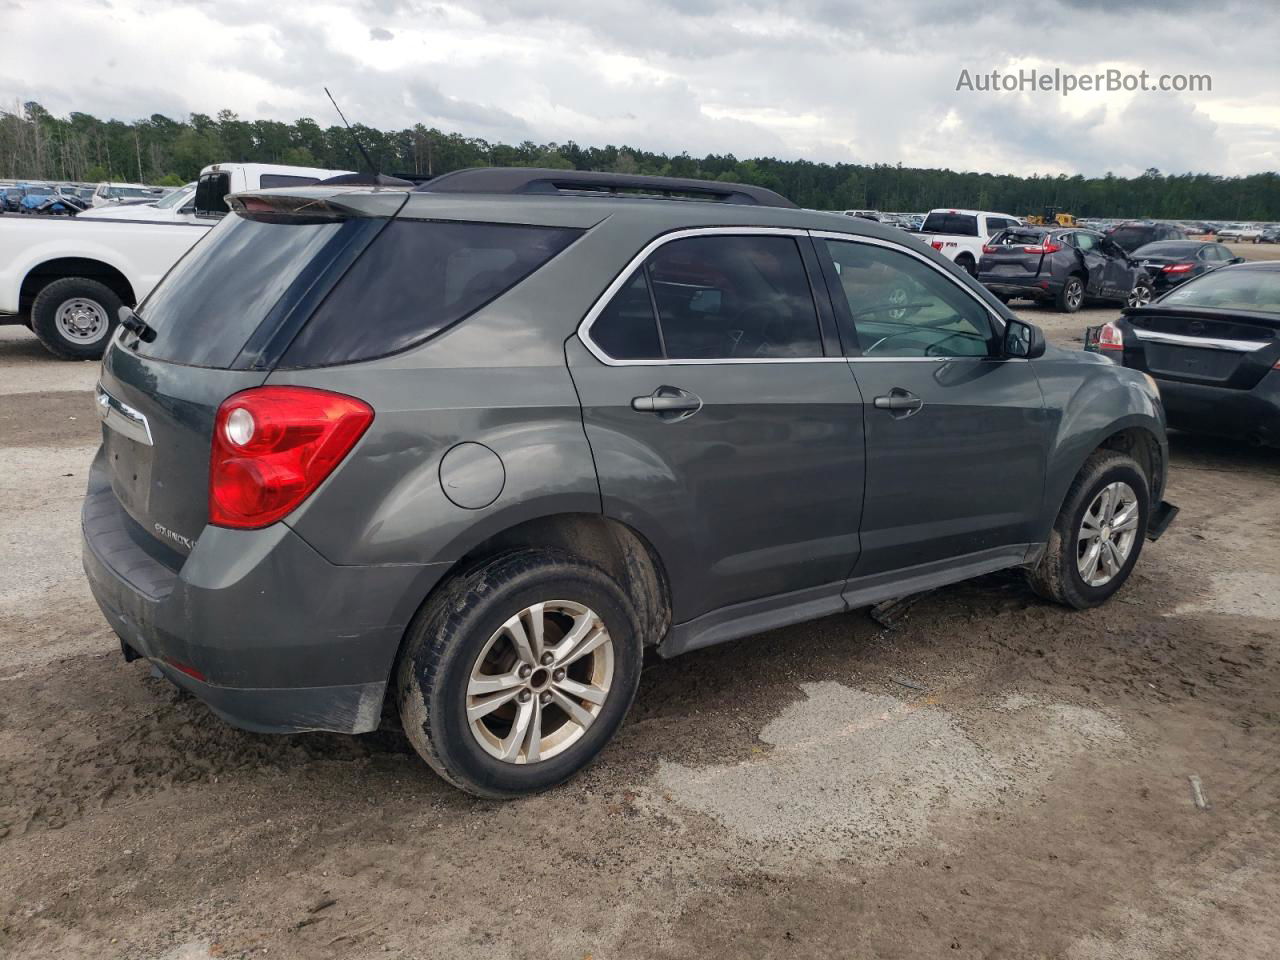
[415,167,797,208]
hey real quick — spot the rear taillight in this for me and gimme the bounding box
[210,387,373,529]
[1022,243,1061,254]
[982,244,997,254]
[1096,321,1125,351]
[930,241,943,251]
[1162,264,1193,273]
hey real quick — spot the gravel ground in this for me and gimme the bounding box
[1,246,1278,959]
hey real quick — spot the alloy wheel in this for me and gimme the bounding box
[1077,481,1139,587]
[1127,284,1153,308]
[466,601,615,764]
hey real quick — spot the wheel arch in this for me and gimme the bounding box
[405,511,672,656]
[20,257,137,313]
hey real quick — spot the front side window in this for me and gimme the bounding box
[589,234,823,361]
[1075,232,1099,252]
[821,239,994,358]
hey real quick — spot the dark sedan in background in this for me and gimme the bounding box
[978,226,1153,313]
[1088,262,1280,448]
[1131,240,1244,295]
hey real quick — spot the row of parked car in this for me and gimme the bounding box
[0,179,175,215]
[1077,217,1280,243]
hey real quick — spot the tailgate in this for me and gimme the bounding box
[98,344,266,556]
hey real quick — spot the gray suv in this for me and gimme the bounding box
[83,169,1177,798]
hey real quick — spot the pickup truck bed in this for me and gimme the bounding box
[0,216,211,359]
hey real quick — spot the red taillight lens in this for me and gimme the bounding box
[982,244,997,254]
[930,241,943,251]
[1022,243,1061,254]
[1162,263,1193,273]
[209,387,373,529]
[1096,321,1125,351]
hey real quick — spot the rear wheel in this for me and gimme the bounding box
[955,254,976,277]
[30,277,121,360]
[397,549,644,798]
[1056,275,1084,313]
[1028,450,1150,609]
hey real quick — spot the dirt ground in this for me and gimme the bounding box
[2,244,1279,959]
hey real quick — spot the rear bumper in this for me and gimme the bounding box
[81,450,449,734]
[1156,371,1280,446]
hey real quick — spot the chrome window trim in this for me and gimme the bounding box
[1131,328,1270,353]
[576,226,843,367]
[577,225,1010,367]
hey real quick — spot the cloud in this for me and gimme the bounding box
[2,0,1277,177]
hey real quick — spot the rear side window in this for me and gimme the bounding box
[589,235,823,360]
[281,220,582,367]
[135,214,345,367]
[259,174,321,188]
[990,228,1049,247]
[922,213,978,236]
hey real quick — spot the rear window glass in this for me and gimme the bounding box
[134,214,345,367]
[1161,268,1280,314]
[592,270,663,360]
[922,213,978,236]
[280,220,582,367]
[989,229,1048,246]
[1133,241,1200,258]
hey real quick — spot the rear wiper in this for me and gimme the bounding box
[118,306,157,342]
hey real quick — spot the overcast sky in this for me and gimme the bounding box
[4,0,1278,177]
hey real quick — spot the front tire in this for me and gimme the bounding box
[397,549,644,798]
[30,277,121,360]
[1027,450,1150,609]
[1126,281,1154,309]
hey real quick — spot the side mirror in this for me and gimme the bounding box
[1004,318,1046,359]
[179,203,196,214]
[1230,257,1245,264]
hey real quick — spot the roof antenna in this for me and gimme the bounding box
[324,87,379,176]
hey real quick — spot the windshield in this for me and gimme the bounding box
[1160,268,1280,314]
[154,185,196,209]
[134,213,346,367]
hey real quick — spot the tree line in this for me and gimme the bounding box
[2,101,1277,219]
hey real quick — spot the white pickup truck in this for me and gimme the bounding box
[915,208,1022,276]
[0,162,353,359]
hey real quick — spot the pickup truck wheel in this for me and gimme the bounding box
[31,277,121,360]
[1027,450,1150,609]
[397,548,643,799]
[955,254,976,277]
[1056,275,1084,313]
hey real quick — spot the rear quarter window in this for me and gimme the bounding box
[280,220,582,367]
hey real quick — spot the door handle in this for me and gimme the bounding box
[873,389,924,418]
[631,386,702,420]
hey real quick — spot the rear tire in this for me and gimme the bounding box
[397,549,644,798]
[1056,275,1084,313]
[30,277,121,360]
[1027,450,1150,609]
[955,255,976,277]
